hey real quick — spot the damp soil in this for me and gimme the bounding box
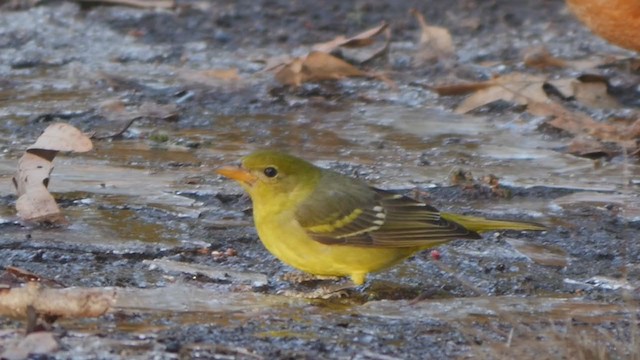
[1,0,639,359]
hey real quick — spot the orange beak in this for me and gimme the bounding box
[216,166,257,186]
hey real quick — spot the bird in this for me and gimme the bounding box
[216,150,545,286]
[566,0,640,52]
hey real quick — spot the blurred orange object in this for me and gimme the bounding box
[567,0,640,52]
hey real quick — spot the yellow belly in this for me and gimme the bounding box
[254,210,422,285]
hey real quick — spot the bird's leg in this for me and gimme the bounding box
[279,271,341,284]
[276,272,361,299]
[277,282,358,299]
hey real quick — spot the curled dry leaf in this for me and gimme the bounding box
[13,152,53,197]
[268,23,392,85]
[411,8,454,64]
[0,282,116,319]
[312,22,389,53]
[312,22,391,65]
[15,187,64,224]
[27,123,93,153]
[13,123,93,224]
[275,51,368,86]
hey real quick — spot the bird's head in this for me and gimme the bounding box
[216,150,321,212]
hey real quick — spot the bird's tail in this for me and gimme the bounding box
[441,212,545,233]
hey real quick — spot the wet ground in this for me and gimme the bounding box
[1,0,639,358]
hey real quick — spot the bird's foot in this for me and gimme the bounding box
[279,272,341,284]
[278,283,356,299]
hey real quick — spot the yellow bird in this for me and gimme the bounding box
[217,150,544,285]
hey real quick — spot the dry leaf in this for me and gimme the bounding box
[13,123,93,224]
[341,27,392,65]
[15,187,63,224]
[0,282,115,318]
[274,51,368,86]
[13,152,53,197]
[411,9,454,64]
[454,73,548,113]
[312,22,388,53]
[27,123,93,153]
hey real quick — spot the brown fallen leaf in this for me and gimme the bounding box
[274,51,368,86]
[15,187,64,224]
[451,73,549,113]
[311,23,391,65]
[0,282,115,319]
[312,22,389,53]
[411,8,455,64]
[13,152,53,197]
[27,123,93,153]
[13,123,93,224]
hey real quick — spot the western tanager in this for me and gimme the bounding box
[217,150,545,285]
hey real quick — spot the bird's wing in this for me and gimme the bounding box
[294,172,480,248]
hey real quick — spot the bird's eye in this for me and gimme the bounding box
[263,167,278,178]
